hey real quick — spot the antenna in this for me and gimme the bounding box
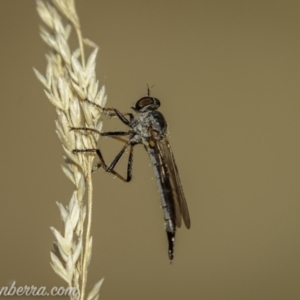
[146,84,155,96]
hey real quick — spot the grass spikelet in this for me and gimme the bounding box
[35,1,105,299]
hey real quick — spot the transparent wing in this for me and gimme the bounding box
[156,136,191,229]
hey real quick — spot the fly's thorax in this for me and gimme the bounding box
[131,112,151,135]
[149,111,168,137]
[130,110,168,145]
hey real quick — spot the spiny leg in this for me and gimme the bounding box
[91,131,135,177]
[84,98,134,125]
[71,127,134,176]
[73,141,134,182]
[70,126,130,143]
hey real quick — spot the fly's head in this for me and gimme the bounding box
[131,96,161,113]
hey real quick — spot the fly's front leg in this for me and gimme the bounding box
[83,98,134,124]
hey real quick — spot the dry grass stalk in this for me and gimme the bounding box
[34,1,105,299]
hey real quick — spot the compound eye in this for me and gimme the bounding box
[133,97,161,111]
[136,97,154,109]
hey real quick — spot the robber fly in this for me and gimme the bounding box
[72,89,191,262]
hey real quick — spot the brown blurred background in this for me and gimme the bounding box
[0,0,300,299]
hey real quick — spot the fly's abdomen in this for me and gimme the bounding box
[147,145,177,262]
